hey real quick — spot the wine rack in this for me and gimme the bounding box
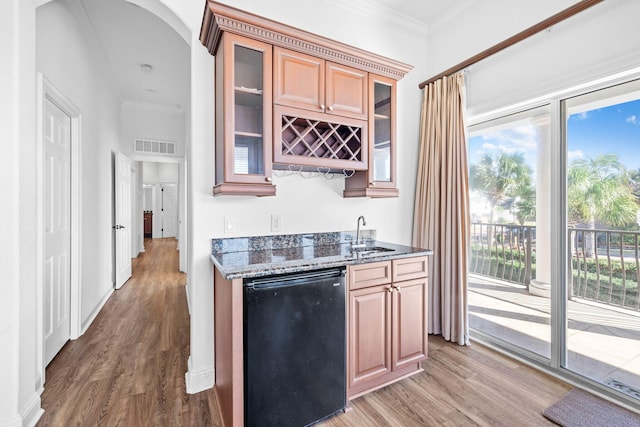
[274,107,368,170]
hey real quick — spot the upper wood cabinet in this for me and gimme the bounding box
[200,1,413,196]
[213,32,275,196]
[273,47,368,121]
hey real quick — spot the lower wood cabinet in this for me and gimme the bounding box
[347,257,428,399]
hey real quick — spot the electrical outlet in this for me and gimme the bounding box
[224,217,235,233]
[271,214,282,232]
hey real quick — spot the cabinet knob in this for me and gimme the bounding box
[320,104,325,110]
[328,105,334,111]
[265,176,272,183]
[386,286,393,293]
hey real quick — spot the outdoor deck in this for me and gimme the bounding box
[469,274,640,399]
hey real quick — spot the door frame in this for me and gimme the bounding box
[36,74,83,380]
[130,155,186,272]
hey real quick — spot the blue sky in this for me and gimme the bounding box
[469,98,640,172]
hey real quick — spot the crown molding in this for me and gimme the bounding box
[200,1,413,80]
[325,0,428,40]
[427,0,480,35]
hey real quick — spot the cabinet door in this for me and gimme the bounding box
[273,46,325,112]
[392,278,427,371]
[215,33,275,195]
[349,285,392,391]
[343,74,398,198]
[369,75,396,189]
[325,62,367,120]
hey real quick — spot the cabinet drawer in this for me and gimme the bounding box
[392,256,428,282]
[349,261,391,290]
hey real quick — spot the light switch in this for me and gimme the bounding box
[224,217,235,233]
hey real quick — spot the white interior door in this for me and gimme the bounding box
[161,183,177,238]
[114,152,132,289]
[44,97,71,365]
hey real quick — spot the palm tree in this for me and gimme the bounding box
[470,152,533,224]
[470,152,533,245]
[568,154,638,256]
[514,183,536,225]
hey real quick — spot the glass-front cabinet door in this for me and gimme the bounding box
[214,33,275,196]
[372,77,393,184]
[344,74,398,197]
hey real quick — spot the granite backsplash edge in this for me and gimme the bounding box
[211,230,377,254]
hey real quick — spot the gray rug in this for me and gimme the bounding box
[543,388,640,427]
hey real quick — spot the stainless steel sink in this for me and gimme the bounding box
[350,246,395,256]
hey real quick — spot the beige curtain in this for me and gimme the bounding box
[413,72,470,346]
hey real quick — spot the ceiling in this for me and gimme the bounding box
[369,0,472,31]
[79,0,190,112]
[74,0,466,113]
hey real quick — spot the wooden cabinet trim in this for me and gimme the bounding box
[213,268,245,427]
[348,261,392,290]
[201,1,413,81]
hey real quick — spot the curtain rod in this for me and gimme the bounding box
[418,0,604,89]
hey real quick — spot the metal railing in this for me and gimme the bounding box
[470,223,640,312]
[470,223,534,286]
[569,227,640,311]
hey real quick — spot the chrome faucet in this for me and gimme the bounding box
[353,215,367,248]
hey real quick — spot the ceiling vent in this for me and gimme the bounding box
[134,138,176,156]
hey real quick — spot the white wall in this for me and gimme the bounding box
[120,102,186,157]
[426,0,640,116]
[1,2,41,425]
[37,1,123,332]
[143,161,179,182]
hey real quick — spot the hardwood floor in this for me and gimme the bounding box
[38,238,221,426]
[39,238,569,426]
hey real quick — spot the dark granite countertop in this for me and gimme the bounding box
[210,231,432,280]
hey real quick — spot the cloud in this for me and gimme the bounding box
[626,115,638,125]
[574,111,589,120]
[568,150,584,160]
[478,124,538,154]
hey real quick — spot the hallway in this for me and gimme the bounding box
[37,238,220,426]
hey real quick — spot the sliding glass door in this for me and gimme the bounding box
[563,79,640,400]
[468,76,640,405]
[468,105,551,361]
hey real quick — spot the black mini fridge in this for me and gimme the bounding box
[243,268,346,427]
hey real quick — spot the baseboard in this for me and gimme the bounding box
[81,285,114,334]
[185,356,214,394]
[185,282,191,315]
[19,391,43,427]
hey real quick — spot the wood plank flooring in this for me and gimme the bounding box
[38,238,570,426]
